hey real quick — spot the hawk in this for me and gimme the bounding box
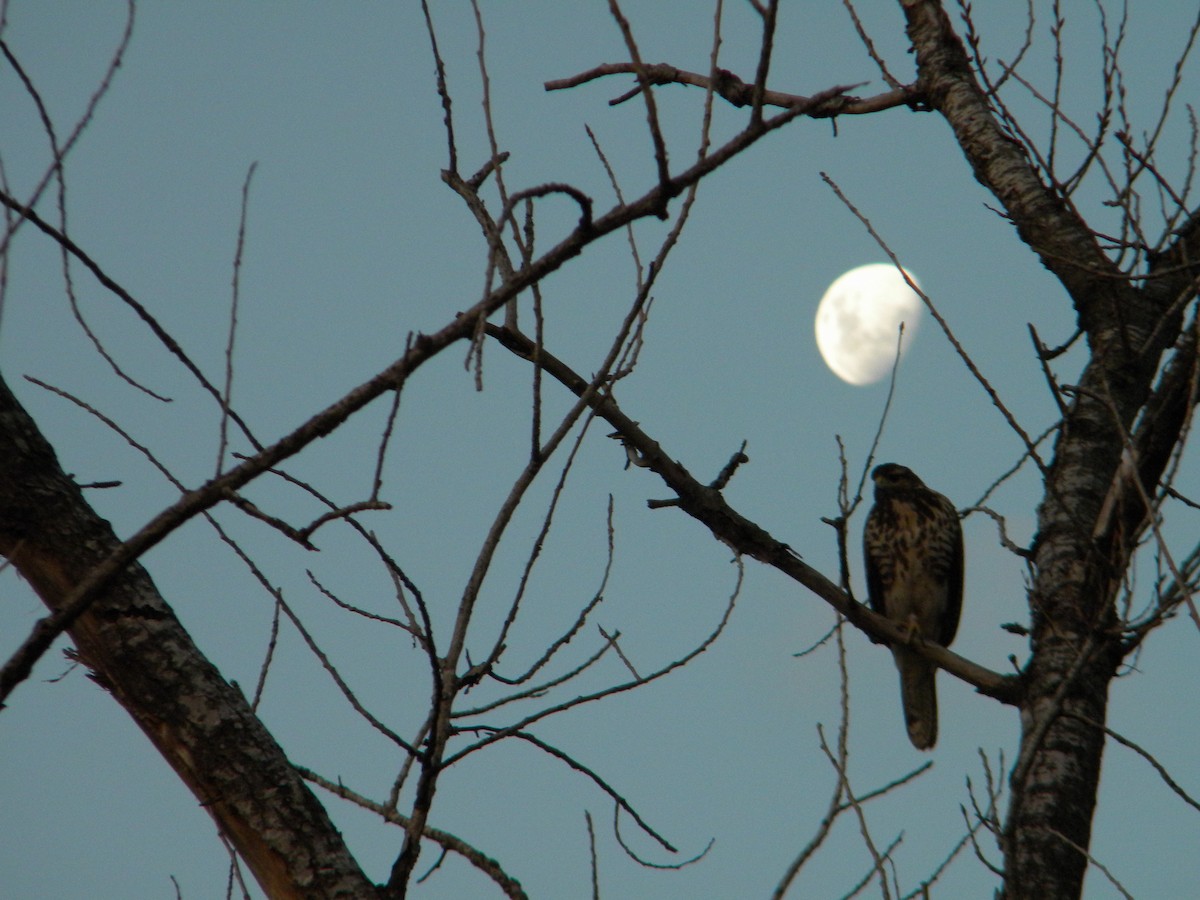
[863,463,963,750]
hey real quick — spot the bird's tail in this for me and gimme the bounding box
[893,648,938,750]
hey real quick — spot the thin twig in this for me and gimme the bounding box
[218,162,258,475]
[821,173,1051,482]
[510,730,676,852]
[299,766,528,900]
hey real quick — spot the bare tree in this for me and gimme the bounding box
[2,2,1199,898]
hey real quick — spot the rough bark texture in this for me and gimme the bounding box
[900,2,1200,896]
[0,374,378,899]
[4,7,1197,897]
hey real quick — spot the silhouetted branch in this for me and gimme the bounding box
[299,766,529,900]
[488,326,1021,705]
[546,63,911,117]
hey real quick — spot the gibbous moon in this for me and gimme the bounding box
[814,264,922,385]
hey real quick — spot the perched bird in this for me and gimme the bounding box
[863,463,963,750]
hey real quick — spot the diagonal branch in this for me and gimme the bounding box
[298,766,528,900]
[900,0,1124,319]
[487,324,1020,705]
[0,373,377,897]
[0,82,837,703]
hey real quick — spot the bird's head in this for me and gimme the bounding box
[871,463,925,492]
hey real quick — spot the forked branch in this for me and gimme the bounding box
[487,324,1020,706]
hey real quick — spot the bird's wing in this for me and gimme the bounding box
[863,509,889,618]
[939,500,965,647]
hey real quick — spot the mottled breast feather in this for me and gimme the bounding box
[864,466,963,649]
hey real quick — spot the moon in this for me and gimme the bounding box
[814,263,923,385]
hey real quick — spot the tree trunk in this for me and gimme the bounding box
[899,2,1198,895]
[0,373,378,899]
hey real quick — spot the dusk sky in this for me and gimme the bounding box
[2,4,1197,898]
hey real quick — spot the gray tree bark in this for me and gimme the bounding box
[902,2,1200,896]
[3,6,1197,897]
[0,374,379,899]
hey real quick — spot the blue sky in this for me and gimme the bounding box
[2,3,1197,898]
